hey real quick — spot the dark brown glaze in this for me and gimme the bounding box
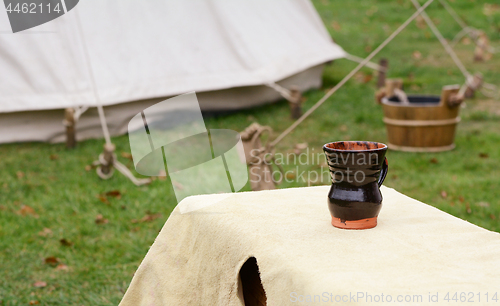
[323,141,389,229]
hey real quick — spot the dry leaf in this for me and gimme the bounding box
[121,152,133,160]
[172,181,184,190]
[59,238,73,247]
[479,153,489,158]
[286,172,296,180]
[475,201,490,208]
[16,171,25,179]
[412,51,422,60]
[29,300,40,305]
[44,256,59,266]
[465,202,472,214]
[459,196,465,203]
[105,190,122,199]
[416,15,426,29]
[95,214,109,224]
[97,195,109,204]
[331,21,341,31]
[132,212,162,224]
[85,165,92,171]
[33,281,47,288]
[17,205,37,217]
[49,154,59,161]
[56,264,69,271]
[490,214,496,220]
[440,191,448,199]
[483,3,500,16]
[38,228,52,237]
[430,158,438,164]
[364,45,372,53]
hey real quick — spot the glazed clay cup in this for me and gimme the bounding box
[323,141,388,230]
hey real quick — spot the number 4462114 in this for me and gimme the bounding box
[443,292,498,303]
[5,2,62,14]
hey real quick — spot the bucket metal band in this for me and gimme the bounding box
[388,143,455,152]
[383,117,461,127]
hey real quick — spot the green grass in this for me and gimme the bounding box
[1,0,500,304]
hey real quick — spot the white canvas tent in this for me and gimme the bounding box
[0,0,345,143]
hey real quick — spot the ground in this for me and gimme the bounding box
[1,0,499,304]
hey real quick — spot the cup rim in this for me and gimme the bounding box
[323,141,388,153]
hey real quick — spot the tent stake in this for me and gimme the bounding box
[64,108,76,149]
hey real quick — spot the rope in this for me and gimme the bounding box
[412,0,499,99]
[269,0,435,148]
[439,0,497,53]
[411,0,472,80]
[265,83,293,101]
[344,53,387,72]
[74,10,112,146]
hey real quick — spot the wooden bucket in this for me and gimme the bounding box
[381,86,462,152]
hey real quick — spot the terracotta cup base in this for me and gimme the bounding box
[331,216,377,230]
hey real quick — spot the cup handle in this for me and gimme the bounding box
[378,157,389,187]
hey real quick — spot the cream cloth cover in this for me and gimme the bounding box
[119,186,500,305]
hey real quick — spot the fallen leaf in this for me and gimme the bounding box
[459,196,465,203]
[475,201,490,208]
[416,15,426,29]
[44,256,59,266]
[412,51,422,60]
[364,45,372,53]
[95,214,109,225]
[16,171,25,179]
[286,172,296,180]
[440,191,448,199]
[121,152,133,160]
[56,264,69,271]
[49,154,58,161]
[295,143,308,150]
[38,228,52,237]
[33,281,47,288]
[483,3,500,16]
[105,190,122,199]
[479,153,489,158]
[157,170,167,180]
[363,73,373,83]
[29,300,40,305]
[465,202,472,214]
[59,238,73,247]
[331,21,341,31]
[121,205,127,210]
[17,205,37,217]
[430,158,438,164]
[172,181,184,190]
[97,195,109,204]
[490,214,496,220]
[84,165,92,171]
[132,212,162,224]
[0,205,6,211]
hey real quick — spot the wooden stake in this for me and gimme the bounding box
[101,143,116,175]
[65,108,76,149]
[289,86,303,119]
[377,58,388,88]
